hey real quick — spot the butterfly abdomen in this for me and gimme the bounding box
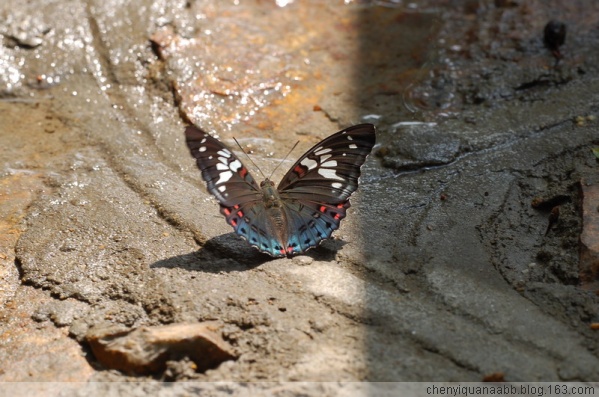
[260,179,291,255]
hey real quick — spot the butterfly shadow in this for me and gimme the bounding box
[150,233,345,273]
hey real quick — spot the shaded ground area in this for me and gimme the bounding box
[1,0,599,394]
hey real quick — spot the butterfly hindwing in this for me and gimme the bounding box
[281,199,351,255]
[220,200,286,256]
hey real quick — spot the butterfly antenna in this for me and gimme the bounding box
[233,137,268,180]
[268,140,299,180]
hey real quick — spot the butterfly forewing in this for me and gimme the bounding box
[185,126,260,207]
[186,125,266,243]
[277,124,376,204]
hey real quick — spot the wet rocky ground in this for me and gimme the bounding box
[1,0,599,394]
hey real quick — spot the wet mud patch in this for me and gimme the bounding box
[372,3,599,363]
[479,144,599,348]
[407,0,599,115]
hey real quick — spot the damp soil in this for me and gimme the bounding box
[1,0,599,393]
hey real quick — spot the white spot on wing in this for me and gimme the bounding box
[216,170,233,185]
[229,159,242,172]
[218,185,226,192]
[349,144,357,149]
[199,146,207,152]
[318,167,344,181]
[201,138,207,144]
[217,149,232,158]
[216,163,229,171]
[347,136,353,140]
[314,147,332,156]
[301,157,318,170]
[321,160,337,168]
[320,154,332,162]
[332,182,343,189]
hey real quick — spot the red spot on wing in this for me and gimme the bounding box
[334,213,341,220]
[231,218,237,227]
[280,249,286,255]
[233,205,240,209]
[287,247,293,253]
[319,205,327,213]
[294,165,305,177]
[237,210,244,217]
[240,167,248,178]
[337,203,345,209]
[223,208,231,216]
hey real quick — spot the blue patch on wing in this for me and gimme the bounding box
[283,200,350,254]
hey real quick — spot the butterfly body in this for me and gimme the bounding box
[186,124,376,257]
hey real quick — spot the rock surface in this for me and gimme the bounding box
[1,0,599,395]
[86,322,236,375]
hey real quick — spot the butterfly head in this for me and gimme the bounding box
[259,179,275,188]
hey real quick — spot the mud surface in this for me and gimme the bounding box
[1,0,599,393]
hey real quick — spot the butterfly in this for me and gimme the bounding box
[185,123,376,257]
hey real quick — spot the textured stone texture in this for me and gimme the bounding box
[1,1,599,395]
[86,322,236,375]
